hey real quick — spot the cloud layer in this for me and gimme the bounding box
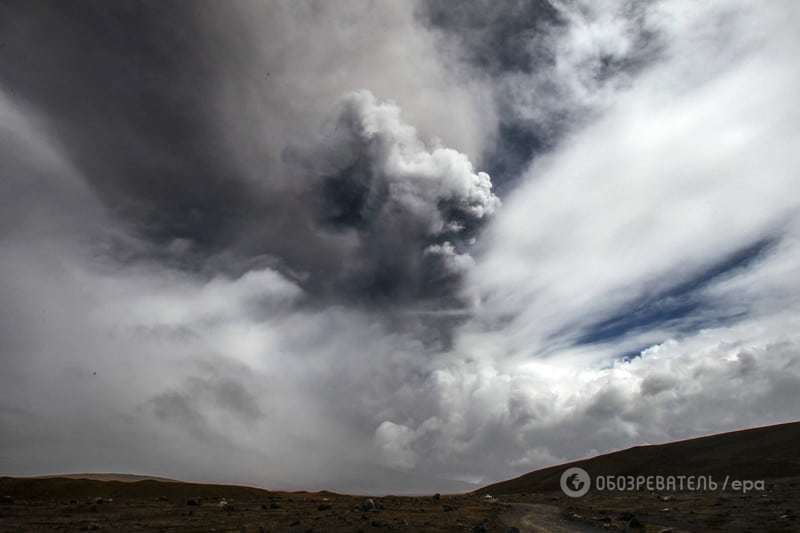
[1,0,799,493]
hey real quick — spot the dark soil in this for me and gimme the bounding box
[0,478,503,532]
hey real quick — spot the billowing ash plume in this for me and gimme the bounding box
[292,91,500,306]
[4,0,799,497]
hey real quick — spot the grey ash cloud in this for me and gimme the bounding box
[1,0,800,495]
[421,0,662,187]
[420,0,561,186]
[421,0,560,75]
[0,1,250,249]
[0,0,497,310]
[0,0,501,490]
[295,91,499,305]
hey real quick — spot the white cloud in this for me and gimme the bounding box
[375,421,418,470]
[359,0,800,484]
[333,90,500,234]
[473,0,800,351]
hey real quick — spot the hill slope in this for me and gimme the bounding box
[30,473,179,483]
[0,476,274,502]
[479,420,800,495]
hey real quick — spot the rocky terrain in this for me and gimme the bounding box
[0,477,505,532]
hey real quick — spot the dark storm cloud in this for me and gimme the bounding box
[420,0,560,75]
[419,0,560,185]
[0,0,505,489]
[0,1,257,249]
[0,0,499,490]
[0,1,497,309]
[419,0,662,186]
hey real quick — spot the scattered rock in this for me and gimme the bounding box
[626,516,644,530]
[186,498,200,506]
[443,504,454,512]
[317,503,332,511]
[370,519,383,528]
[472,522,489,532]
[360,498,377,512]
[270,502,281,509]
[505,528,521,533]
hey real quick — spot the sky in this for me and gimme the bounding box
[1,0,799,494]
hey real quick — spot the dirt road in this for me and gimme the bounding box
[501,502,604,533]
